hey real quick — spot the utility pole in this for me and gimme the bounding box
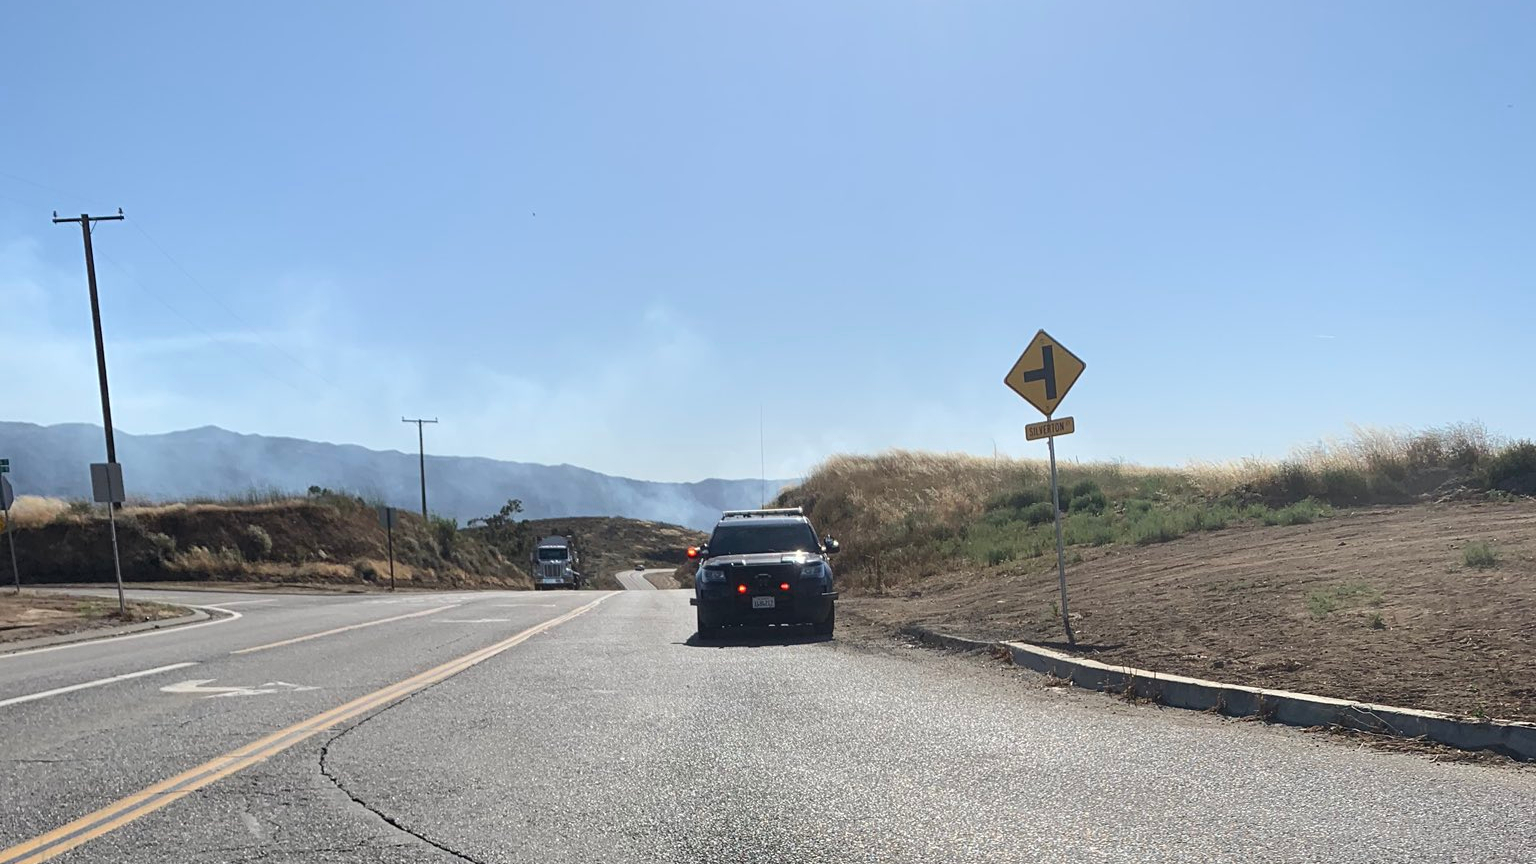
[402,417,438,521]
[53,210,125,479]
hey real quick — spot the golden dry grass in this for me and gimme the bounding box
[8,496,74,529]
[780,423,1521,593]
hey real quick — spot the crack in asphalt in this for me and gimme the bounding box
[317,673,492,864]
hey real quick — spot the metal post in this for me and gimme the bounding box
[4,502,18,594]
[1048,428,1076,645]
[386,519,396,592]
[105,499,125,614]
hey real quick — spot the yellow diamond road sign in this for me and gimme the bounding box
[1004,330,1085,417]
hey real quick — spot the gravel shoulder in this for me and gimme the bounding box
[847,500,1536,721]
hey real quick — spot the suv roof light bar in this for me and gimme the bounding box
[720,507,804,519]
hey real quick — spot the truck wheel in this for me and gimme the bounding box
[813,604,836,638]
[696,613,719,641]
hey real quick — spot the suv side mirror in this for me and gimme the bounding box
[823,538,840,554]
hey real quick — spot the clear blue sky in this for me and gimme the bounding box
[2,1,1532,481]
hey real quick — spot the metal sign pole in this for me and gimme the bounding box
[1047,424,1076,645]
[106,500,125,614]
[387,518,396,592]
[4,502,18,594]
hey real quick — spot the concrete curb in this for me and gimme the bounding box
[901,625,1536,762]
[0,607,210,655]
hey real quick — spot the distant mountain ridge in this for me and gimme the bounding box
[0,422,791,531]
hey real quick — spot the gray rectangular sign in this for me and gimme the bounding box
[90,462,126,504]
[0,476,12,511]
[377,506,397,529]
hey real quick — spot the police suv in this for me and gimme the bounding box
[688,508,840,639]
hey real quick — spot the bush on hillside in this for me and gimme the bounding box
[1479,441,1536,495]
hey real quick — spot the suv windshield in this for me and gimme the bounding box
[536,548,568,561]
[707,523,820,556]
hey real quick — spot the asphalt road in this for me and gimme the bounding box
[615,569,672,590]
[2,587,1533,863]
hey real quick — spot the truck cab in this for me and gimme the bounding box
[531,535,583,590]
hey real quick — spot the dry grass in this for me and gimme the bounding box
[780,424,1526,594]
[8,496,74,529]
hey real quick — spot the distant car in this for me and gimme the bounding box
[634,563,645,571]
[688,507,840,639]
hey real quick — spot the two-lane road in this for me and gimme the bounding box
[615,569,673,590]
[2,587,1533,862]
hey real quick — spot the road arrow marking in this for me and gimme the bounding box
[160,679,318,699]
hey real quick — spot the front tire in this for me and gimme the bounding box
[813,603,836,638]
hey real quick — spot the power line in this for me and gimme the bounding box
[126,218,344,393]
[93,248,315,398]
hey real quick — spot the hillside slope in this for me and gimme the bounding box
[0,422,789,530]
[12,493,530,589]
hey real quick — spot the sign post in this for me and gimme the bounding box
[377,507,398,592]
[1005,330,1086,645]
[89,462,127,614]
[1,475,17,594]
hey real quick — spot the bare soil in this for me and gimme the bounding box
[847,501,1536,721]
[0,591,187,644]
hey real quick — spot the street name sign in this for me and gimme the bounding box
[1025,416,1076,441]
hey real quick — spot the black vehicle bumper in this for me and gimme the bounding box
[691,591,837,626]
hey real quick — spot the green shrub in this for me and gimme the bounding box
[1479,441,1536,495]
[1068,480,1101,499]
[430,515,459,555]
[240,524,274,560]
[1263,499,1331,526]
[987,487,1049,511]
[1068,489,1108,515]
[1020,501,1057,526]
[1063,513,1116,546]
[1307,590,1338,618]
[1463,541,1498,569]
[983,545,1015,565]
[1317,467,1370,505]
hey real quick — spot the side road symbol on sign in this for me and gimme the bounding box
[1004,330,1085,417]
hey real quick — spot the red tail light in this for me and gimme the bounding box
[686,547,698,559]
[737,584,748,594]
[780,582,790,591]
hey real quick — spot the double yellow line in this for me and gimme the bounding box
[0,592,615,864]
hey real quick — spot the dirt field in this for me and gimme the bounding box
[0,591,187,645]
[848,501,1536,721]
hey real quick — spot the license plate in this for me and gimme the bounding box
[751,596,776,609]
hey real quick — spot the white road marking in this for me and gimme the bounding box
[0,662,199,708]
[204,599,280,607]
[160,679,319,698]
[0,606,243,661]
[491,603,558,608]
[438,618,512,623]
[229,604,459,655]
